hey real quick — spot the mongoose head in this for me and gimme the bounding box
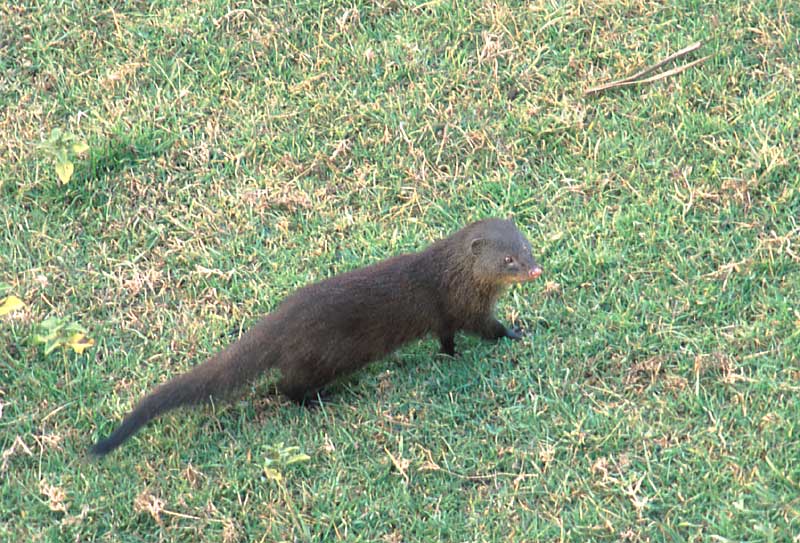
[468,219,542,285]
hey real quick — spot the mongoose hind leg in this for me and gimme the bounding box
[278,378,331,408]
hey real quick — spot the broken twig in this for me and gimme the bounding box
[585,41,708,96]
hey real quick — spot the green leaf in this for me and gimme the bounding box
[38,316,64,331]
[32,331,58,345]
[285,453,311,466]
[55,161,74,183]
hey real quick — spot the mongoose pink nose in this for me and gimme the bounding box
[528,266,542,279]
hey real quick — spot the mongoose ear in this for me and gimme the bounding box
[470,238,487,256]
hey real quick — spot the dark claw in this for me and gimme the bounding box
[504,326,524,340]
[299,389,332,409]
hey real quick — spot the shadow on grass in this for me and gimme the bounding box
[77,128,175,185]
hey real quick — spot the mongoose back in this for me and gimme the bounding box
[90,218,542,456]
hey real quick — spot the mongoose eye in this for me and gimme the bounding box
[504,256,513,264]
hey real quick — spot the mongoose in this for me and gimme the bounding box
[90,218,542,456]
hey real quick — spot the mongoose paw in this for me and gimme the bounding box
[440,345,457,357]
[302,389,332,409]
[439,335,456,357]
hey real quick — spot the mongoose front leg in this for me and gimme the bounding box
[439,333,456,356]
[480,317,523,341]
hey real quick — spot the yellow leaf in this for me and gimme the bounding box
[263,467,283,483]
[55,161,74,183]
[71,141,90,154]
[0,295,25,316]
[66,333,94,355]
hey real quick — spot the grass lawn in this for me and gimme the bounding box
[2,1,799,541]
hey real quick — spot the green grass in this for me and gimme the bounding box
[2,0,799,541]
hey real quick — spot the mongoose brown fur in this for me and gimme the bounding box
[90,218,542,456]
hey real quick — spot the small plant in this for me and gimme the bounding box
[263,442,311,482]
[263,443,311,538]
[40,128,90,184]
[1,284,93,356]
[32,316,94,356]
